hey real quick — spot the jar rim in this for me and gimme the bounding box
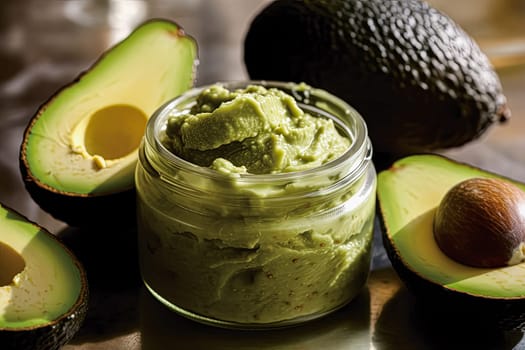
[145,80,371,185]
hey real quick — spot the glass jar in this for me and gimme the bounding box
[135,80,376,329]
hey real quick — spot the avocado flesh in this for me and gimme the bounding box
[244,0,510,160]
[20,19,197,226]
[377,154,525,330]
[0,203,88,349]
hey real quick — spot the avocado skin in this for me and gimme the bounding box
[377,154,525,331]
[244,0,510,161]
[0,204,89,350]
[19,159,136,228]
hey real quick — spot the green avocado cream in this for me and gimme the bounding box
[136,82,376,327]
[160,84,351,174]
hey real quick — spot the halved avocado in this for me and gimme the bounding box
[377,154,525,330]
[0,203,88,349]
[19,19,198,227]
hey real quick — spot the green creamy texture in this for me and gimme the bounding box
[161,84,351,174]
[137,83,375,325]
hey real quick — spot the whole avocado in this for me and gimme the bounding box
[244,0,510,163]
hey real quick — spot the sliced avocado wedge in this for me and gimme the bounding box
[19,19,198,227]
[377,154,525,330]
[0,203,88,349]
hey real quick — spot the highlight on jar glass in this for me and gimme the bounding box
[135,80,377,329]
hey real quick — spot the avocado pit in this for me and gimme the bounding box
[433,177,525,268]
[0,241,25,287]
[70,104,147,169]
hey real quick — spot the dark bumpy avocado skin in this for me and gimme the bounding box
[244,0,510,161]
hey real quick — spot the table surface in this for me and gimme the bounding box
[1,1,525,349]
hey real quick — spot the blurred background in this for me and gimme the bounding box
[1,1,525,349]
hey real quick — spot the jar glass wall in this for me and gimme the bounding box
[135,80,377,329]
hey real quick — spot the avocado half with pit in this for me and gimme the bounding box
[0,202,88,349]
[377,154,525,330]
[19,19,198,227]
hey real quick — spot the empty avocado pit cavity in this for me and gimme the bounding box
[0,241,25,286]
[70,104,147,169]
[433,177,525,268]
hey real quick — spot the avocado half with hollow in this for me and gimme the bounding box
[244,0,510,160]
[0,202,88,349]
[377,154,525,330]
[19,19,198,227]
